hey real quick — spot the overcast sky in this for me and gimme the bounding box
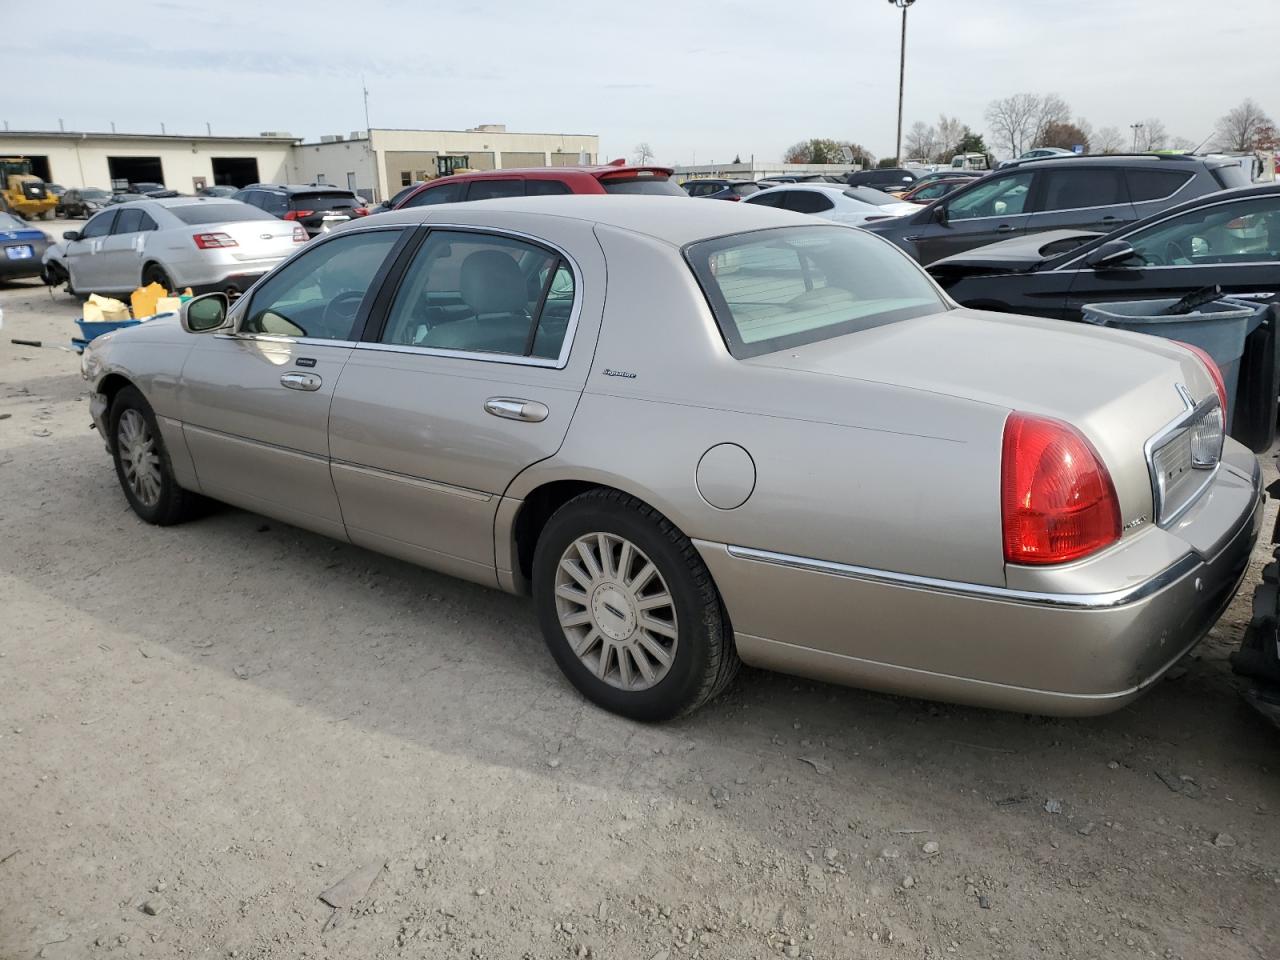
[5,0,1275,163]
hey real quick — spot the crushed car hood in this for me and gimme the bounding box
[927,229,1102,275]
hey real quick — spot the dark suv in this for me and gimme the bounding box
[864,154,1252,264]
[232,184,369,237]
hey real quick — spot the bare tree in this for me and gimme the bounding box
[1214,98,1277,151]
[903,121,937,161]
[1040,121,1090,152]
[633,142,655,164]
[784,140,812,163]
[1032,93,1072,147]
[986,93,1042,158]
[1133,119,1169,151]
[935,114,966,160]
[1092,126,1125,154]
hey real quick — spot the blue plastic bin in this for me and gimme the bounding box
[75,317,141,341]
[1082,297,1269,428]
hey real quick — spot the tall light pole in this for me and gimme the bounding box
[888,0,916,166]
[1130,122,1144,152]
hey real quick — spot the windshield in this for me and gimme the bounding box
[600,176,687,196]
[687,225,947,359]
[843,186,899,207]
[0,212,27,231]
[170,202,275,225]
[81,188,110,200]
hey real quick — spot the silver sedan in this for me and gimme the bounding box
[50,197,306,298]
[79,196,1261,721]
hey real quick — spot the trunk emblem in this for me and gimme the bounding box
[259,233,273,240]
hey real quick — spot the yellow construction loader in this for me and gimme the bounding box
[0,157,57,220]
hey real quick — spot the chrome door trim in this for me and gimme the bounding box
[214,333,357,348]
[353,341,565,368]
[329,460,493,502]
[724,544,1199,610]
[182,423,330,465]
[1053,260,1278,275]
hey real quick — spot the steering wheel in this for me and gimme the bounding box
[1164,239,1192,264]
[321,290,365,337]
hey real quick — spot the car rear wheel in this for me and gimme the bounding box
[532,489,739,721]
[109,386,199,526]
[142,263,174,292]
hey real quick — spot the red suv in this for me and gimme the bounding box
[390,160,686,209]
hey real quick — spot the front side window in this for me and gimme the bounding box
[112,209,145,234]
[687,225,947,359]
[81,211,116,239]
[241,230,401,340]
[378,230,575,361]
[1039,168,1126,212]
[1124,196,1280,266]
[403,182,465,208]
[945,172,1033,220]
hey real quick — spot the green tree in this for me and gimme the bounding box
[956,129,988,155]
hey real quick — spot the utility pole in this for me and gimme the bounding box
[1130,122,1144,151]
[362,76,371,135]
[889,0,917,166]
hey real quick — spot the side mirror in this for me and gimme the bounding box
[63,230,81,241]
[1084,239,1138,269]
[933,204,948,224]
[181,292,229,333]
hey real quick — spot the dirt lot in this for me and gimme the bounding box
[1,271,1278,960]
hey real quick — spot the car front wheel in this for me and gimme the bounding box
[109,386,199,525]
[532,489,739,721]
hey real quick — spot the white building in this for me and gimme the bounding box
[0,123,600,202]
[672,162,864,182]
[0,130,296,193]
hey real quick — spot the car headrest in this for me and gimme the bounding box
[460,250,527,315]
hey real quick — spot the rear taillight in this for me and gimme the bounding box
[352,207,369,217]
[292,224,308,242]
[282,209,314,221]
[192,232,237,249]
[1175,340,1228,412]
[1001,413,1121,565]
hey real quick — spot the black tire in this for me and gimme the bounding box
[142,263,174,291]
[109,386,199,526]
[532,489,739,721]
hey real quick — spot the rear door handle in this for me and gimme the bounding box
[995,224,1016,234]
[484,397,549,422]
[280,372,322,392]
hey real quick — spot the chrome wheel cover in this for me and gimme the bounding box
[554,533,678,691]
[117,408,162,508]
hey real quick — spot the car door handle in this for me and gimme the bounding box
[995,224,1016,234]
[280,372,322,392]
[484,397,549,422]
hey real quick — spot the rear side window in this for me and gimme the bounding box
[687,225,946,359]
[294,192,359,213]
[466,180,524,201]
[259,192,289,216]
[402,182,465,207]
[171,203,274,225]
[1039,169,1126,212]
[843,186,899,207]
[1126,169,1193,202]
[745,191,785,208]
[599,175,686,196]
[731,183,760,197]
[784,191,835,214]
[525,179,572,196]
[377,230,575,361]
[112,208,145,234]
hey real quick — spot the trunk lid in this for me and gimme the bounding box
[746,307,1221,528]
[214,219,301,262]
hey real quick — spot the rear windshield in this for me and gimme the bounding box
[843,185,900,206]
[82,188,110,200]
[600,176,687,196]
[686,226,946,359]
[294,192,361,211]
[170,203,274,225]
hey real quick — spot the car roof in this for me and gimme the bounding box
[754,182,847,193]
[368,194,814,247]
[110,196,253,210]
[245,183,357,194]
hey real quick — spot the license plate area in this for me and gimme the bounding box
[5,245,33,260]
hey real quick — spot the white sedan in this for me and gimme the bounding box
[744,183,922,226]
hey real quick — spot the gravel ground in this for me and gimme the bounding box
[1,273,1278,960]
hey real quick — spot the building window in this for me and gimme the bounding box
[400,170,412,187]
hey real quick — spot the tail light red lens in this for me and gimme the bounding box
[1174,340,1227,411]
[291,224,308,242]
[1001,413,1121,565]
[352,206,369,216]
[192,232,237,249]
[282,210,314,221]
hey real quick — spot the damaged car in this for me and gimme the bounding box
[79,196,1261,721]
